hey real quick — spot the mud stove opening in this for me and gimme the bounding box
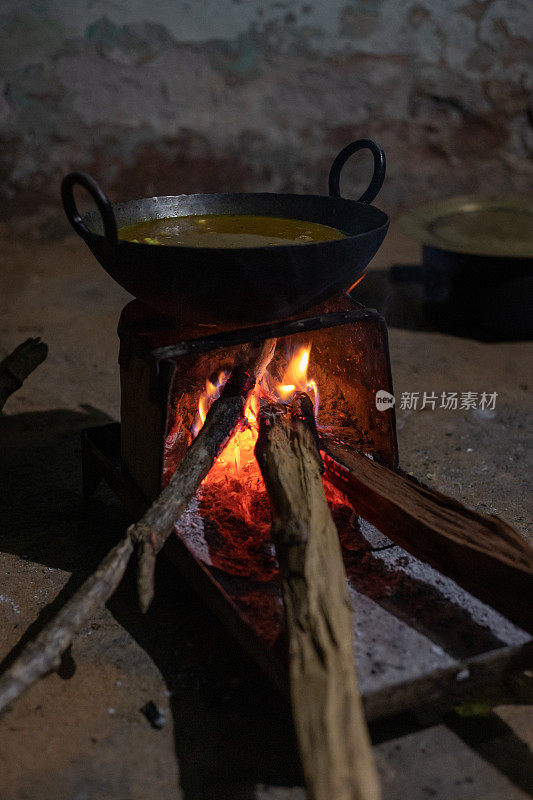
[82,293,531,723]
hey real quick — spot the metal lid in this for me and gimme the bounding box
[399,195,533,258]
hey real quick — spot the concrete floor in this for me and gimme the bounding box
[0,225,532,799]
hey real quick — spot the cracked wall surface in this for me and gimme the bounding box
[1,0,531,235]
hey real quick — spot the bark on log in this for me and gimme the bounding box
[134,338,276,611]
[255,394,380,800]
[0,338,48,411]
[0,534,134,715]
[322,437,533,634]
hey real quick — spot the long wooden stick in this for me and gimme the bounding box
[0,338,48,411]
[255,394,380,800]
[322,437,533,634]
[0,534,134,714]
[0,342,276,712]
[134,339,276,612]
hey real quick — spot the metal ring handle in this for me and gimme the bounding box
[328,138,386,204]
[61,172,118,243]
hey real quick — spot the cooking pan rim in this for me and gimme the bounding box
[82,190,389,253]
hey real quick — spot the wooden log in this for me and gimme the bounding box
[0,338,48,411]
[322,437,533,634]
[134,338,276,611]
[255,394,380,800]
[0,534,134,715]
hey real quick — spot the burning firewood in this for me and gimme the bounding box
[0,340,275,713]
[133,337,277,612]
[0,338,48,412]
[255,393,381,800]
[322,437,533,634]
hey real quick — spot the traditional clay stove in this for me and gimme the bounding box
[82,292,532,722]
[117,293,397,501]
[66,134,531,782]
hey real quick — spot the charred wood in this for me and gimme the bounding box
[134,338,276,611]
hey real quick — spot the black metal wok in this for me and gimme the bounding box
[62,138,389,323]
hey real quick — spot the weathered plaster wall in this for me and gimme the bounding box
[1,0,531,235]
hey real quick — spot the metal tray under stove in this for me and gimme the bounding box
[82,423,532,721]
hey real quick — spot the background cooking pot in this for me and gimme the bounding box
[62,138,389,324]
[395,196,533,340]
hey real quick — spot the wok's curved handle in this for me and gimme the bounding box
[328,138,386,204]
[61,172,118,244]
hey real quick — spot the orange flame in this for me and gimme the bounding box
[192,342,319,483]
[346,274,366,294]
[278,344,319,416]
[192,371,227,437]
